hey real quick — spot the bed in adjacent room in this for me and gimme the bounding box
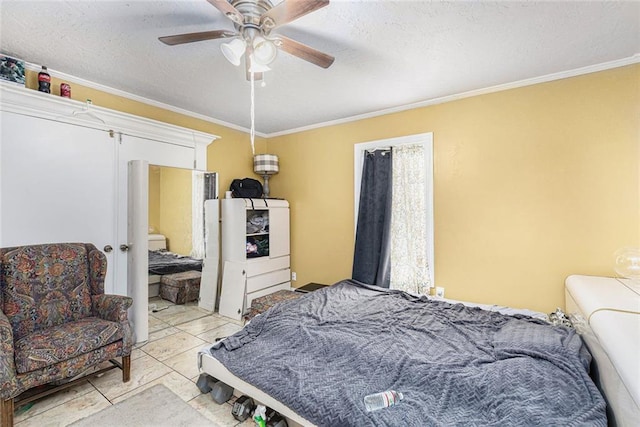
[199,279,608,426]
[148,247,203,275]
[148,234,203,297]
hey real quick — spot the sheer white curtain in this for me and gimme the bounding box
[191,171,205,259]
[390,144,431,294]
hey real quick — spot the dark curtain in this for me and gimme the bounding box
[352,149,392,288]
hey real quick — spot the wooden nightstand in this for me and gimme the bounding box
[294,282,328,293]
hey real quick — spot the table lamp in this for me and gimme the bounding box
[254,154,279,198]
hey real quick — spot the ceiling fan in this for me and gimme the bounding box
[159,0,335,80]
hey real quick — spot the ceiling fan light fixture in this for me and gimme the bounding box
[249,54,271,73]
[221,38,246,66]
[252,36,277,65]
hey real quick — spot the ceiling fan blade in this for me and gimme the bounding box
[206,0,244,25]
[275,35,334,69]
[261,0,329,30]
[159,30,237,46]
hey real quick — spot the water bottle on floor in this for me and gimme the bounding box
[364,390,404,412]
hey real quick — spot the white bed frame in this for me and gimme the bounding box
[198,350,313,427]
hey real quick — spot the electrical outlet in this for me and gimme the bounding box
[291,272,297,281]
[435,287,445,298]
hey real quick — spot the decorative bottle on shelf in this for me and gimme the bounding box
[37,66,51,93]
[364,390,404,412]
[60,82,71,98]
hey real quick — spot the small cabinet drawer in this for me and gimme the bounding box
[246,268,291,294]
[245,256,290,278]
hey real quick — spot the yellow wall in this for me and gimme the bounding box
[268,64,640,313]
[148,165,194,255]
[24,65,639,313]
[158,166,192,255]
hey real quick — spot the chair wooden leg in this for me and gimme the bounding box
[122,354,131,382]
[1,398,14,427]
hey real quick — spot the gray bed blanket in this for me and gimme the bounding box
[209,280,606,426]
[148,249,202,275]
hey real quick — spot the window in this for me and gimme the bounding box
[354,133,434,291]
[191,171,218,259]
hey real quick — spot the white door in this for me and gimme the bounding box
[269,206,290,259]
[199,199,219,312]
[219,261,247,320]
[0,111,118,289]
[127,160,149,343]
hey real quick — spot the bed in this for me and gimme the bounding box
[198,279,607,426]
[148,234,203,297]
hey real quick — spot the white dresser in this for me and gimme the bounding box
[218,198,291,320]
[565,275,640,426]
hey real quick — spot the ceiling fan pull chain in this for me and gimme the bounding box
[250,70,256,156]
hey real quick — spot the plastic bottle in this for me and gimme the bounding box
[60,82,71,98]
[364,390,404,412]
[38,66,50,93]
[253,405,267,427]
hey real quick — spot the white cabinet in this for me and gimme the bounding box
[219,198,290,320]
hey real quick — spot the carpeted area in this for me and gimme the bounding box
[70,384,213,427]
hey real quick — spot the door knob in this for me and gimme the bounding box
[103,245,113,253]
[120,244,129,252]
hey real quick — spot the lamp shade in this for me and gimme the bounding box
[249,55,271,73]
[252,36,278,65]
[254,154,279,175]
[614,247,640,280]
[221,38,246,66]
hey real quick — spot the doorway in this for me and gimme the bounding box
[128,163,219,344]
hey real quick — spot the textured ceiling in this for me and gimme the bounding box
[0,1,638,135]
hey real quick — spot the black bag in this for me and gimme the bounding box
[230,178,263,198]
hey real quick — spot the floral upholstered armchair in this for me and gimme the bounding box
[0,243,133,427]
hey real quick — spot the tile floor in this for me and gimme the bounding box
[13,297,251,427]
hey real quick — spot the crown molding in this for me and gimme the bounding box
[20,54,640,138]
[0,83,219,148]
[268,54,640,137]
[23,61,255,137]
